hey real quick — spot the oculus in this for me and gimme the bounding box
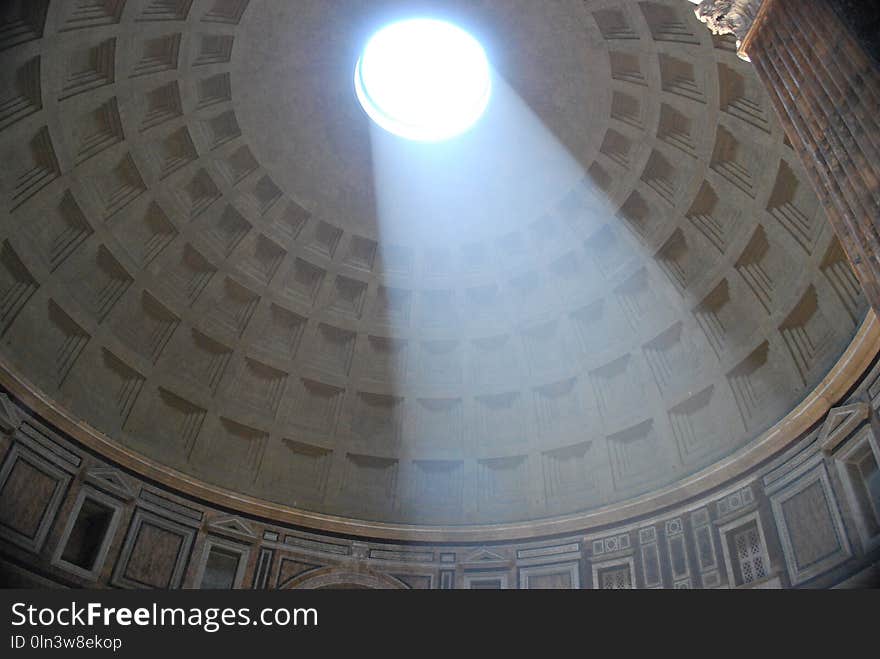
[354,18,492,142]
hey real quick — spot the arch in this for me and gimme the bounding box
[282,566,407,590]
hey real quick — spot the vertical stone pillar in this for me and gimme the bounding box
[693,0,880,311]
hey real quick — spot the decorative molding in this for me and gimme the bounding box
[819,402,870,455]
[0,394,21,433]
[591,555,636,589]
[518,561,580,589]
[50,487,123,582]
[0,442,71,553]
[208,516,257,539]
[770,464,852,586]
[462,547,507,564]
[193,536,250,589]
[111,508,196,589]
[85,468,136,500]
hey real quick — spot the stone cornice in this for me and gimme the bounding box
[691,0,767,60]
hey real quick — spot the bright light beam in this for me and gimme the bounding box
[363,49,690,522]
[368,74,597,246]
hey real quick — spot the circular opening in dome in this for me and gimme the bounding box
[354,18,492,142]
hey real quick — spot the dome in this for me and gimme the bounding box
[0,0,874,566]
